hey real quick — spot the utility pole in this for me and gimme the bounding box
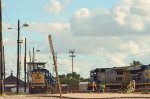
[17,20,20,94]
[24,38,26,93]
[2,46,5,92]
[48,35,62,99]
[55,53,58,90]
[28,50,31,90]
[19,40,23,80]
[32,47,34,63]
[0,0,3,95]
[29,50,31,70]
[69,50,75,74]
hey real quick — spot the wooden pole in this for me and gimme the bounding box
[16,20,20,94]
[32,47,34,62]
[48,35,62,99]
[0,0,3,95]
[2,46,4,92]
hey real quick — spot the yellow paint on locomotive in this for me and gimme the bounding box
[144,70,150,79]
[32,73,44,83]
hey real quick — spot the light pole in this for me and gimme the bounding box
[8,20,28,94]
[34,49,40,62]
[32,47,40,62]
[69,50,76,74]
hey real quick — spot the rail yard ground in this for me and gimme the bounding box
[0,93,150,99]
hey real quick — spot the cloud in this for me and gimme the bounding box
[121,40,140,54]
[70,0,150,36]
[75,8,90,18]
[27,20,150,64]
[46,0,70,15]
[3,38,16,46]
[107,53,127,66]
[64,0,70,4]
[5,0,150,78]
[29,22,70,34]
[49,0,63,15]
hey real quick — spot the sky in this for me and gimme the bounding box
[2,0,150,79]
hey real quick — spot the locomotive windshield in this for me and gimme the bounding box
[37,65,44,69]
[32,69,49,76]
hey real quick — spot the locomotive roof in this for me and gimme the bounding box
[27,62,47,65]
[32,68,49,72]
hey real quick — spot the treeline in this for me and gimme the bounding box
[59,72,89,86]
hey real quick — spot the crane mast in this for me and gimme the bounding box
[48,35,62,98]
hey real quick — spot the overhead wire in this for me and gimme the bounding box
[2,1,15,26]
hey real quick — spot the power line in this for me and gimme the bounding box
[2,2,15,26]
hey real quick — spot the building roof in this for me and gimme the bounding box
[4,74,24,84]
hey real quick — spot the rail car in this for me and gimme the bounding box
[29,68,55,93]
[27,62,55,94]
[90,64,150,92]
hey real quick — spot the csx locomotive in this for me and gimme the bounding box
[27,62,55,94]
[90,64,150,92]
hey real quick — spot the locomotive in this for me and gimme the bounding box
[90,65,150,92]
[27,62,55,94]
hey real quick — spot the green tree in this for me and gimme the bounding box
[66,72,80,79]
[59,72,88,87]
[68,78,79,86]
[59,74,66,79]
[80,77,90,82]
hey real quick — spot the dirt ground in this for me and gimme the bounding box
[51,93,150,99]
[0,94,61,99]
[0,93,150,99]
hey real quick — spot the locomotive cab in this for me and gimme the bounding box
[27,62,46,72]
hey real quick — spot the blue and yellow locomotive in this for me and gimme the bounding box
[27,62,55,94]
